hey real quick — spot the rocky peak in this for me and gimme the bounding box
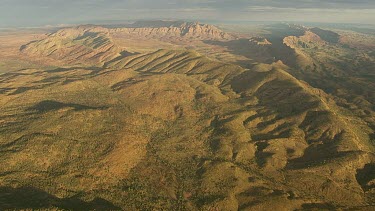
[114,20,233,40]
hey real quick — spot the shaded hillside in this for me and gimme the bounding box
[310,27,340,43]
[201,24,374,145]
[203,38,275,65]
[281,27,375,143]
[1,48,374,210]
[0,186,120,210]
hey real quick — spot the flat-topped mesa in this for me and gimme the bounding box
[111,21,233,40]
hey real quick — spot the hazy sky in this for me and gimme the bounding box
[0,0,374,27]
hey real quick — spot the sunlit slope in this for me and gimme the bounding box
[105,49,244,89]
[20,26,121,66]
[0,49,374,210]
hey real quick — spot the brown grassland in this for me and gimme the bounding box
[0,22,374,210]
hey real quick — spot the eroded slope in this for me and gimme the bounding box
[20,25,121,66]
[0,48,374,210]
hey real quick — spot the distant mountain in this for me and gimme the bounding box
[20,22,233,65]
[20,25,121,66]
[112,21,233,40]
[127,20,188,28]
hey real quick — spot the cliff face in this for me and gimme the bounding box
[111,22,233,40]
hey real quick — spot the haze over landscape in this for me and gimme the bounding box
[0,0,374,210]
[1,0,375,27]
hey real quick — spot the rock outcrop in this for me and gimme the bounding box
[111,21,233,40]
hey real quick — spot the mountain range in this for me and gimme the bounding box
[0,21,374,210]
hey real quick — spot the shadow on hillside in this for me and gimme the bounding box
[104,50,140,67]
[2,67,107,96]
[27,100,108,113]
[301,203,336,210]
[286,143,353,170]
[356,163,375,191]
[310,28,340,43]
[0,186,121,210]
[203,39,275,65]
[47,66,103,74]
